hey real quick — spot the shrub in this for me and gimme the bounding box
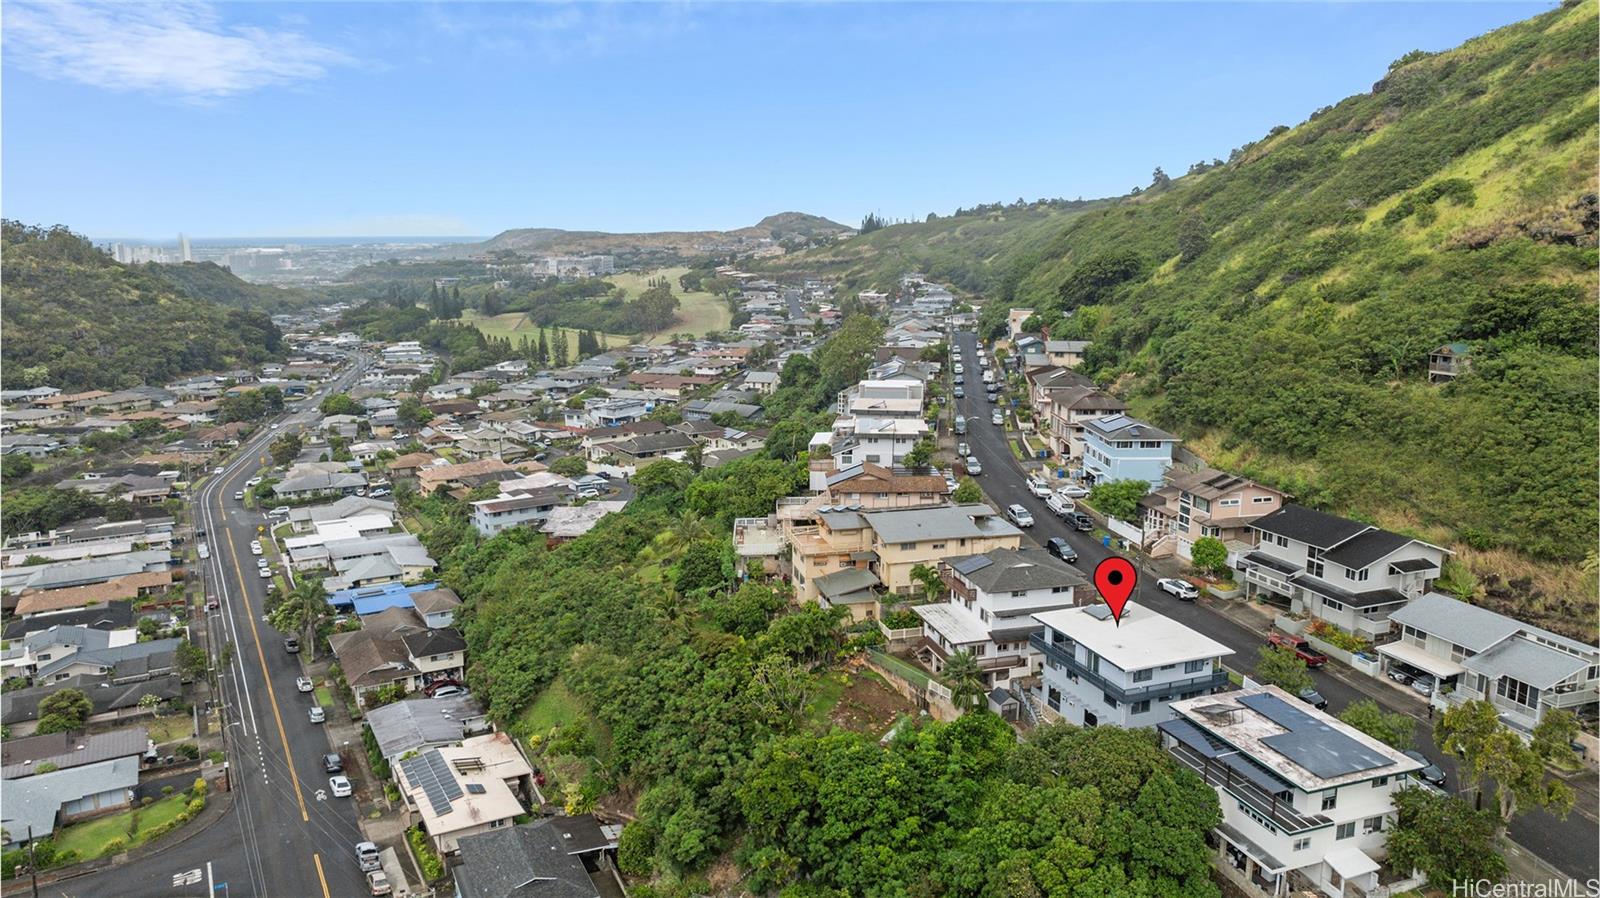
[407,827,444,882]
[161,786,175,796]
[1308,618,1370,653]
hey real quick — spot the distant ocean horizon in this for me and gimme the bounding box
[89,235,487,247]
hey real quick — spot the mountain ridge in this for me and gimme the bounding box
[443,211,853,258]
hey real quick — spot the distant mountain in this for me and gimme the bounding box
[1,221,285,391]
[442,211,853,259]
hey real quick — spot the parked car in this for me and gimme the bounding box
[296,676,314,693]
[329,775,352,798]
[429,685,466,698]
[953,364,964,375]
[957,442,970,457]
[954,416,966,435]
[953,374,964,385]
[234,491,245,501]
[1066,512,1094,531]
[1045,538,1078,563]
[356,841,381,873]
[1007,504,1035,528]
[990,410,1004,426]
[1157,578,1200,601]
[1026,477,1052,498]
[369,488,391,498]
[308,705,325,724]
[259,567,273,579]
[578,487,602,499]
[268,506,290,518]
[250,541,262,555]
[324,753,343,774]
[245,477,262,488]
[1267,632,1329,668]
[965,456,983,476]
[1410,677,1435,697]
[1055,484,1090,499]
[1045,494,1075,518]
[1296,687,1328,709]
[257,558,269,569]
[953,387,965,399]
[283,636,300,654]
[1403,750,1447,787]
[366,870,392,896]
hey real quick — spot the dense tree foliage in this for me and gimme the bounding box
[2,221,286,390]
[1387,787,1508,886]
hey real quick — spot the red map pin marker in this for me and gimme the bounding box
[1093,556,1137,625]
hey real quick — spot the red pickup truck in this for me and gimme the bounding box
[1268,631,1329,668]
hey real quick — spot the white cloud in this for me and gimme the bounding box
[3,1,352,99]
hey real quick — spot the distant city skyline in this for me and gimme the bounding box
[2,1,1555,237]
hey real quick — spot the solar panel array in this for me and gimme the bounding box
[399,750,463,815]
[1240,693,1393,779]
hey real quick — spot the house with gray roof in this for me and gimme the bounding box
[363,694,490,763]
[455,814,620,898]
[2,674,182,738]
[1,756,139,847]
[35,637,180,684]
[912,548,1087,692]
[2,726,149,779]
[1239,504,1449,640]
[1382,592,1598,734]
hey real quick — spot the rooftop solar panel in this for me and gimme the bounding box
[1239,693,1393,779]
[398,750,463,816]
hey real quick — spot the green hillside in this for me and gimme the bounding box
[759,198,1116,293]
[2,221,285,391]
[789,1,1599,633]
[149,259,317,311]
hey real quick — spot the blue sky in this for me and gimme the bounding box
[1,1,1554,238]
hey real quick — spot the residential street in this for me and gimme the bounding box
[58,360,373,898]
[949,330,1599,883]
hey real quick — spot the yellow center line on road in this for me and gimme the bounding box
[314,852,331,898]
[223,525,309,822]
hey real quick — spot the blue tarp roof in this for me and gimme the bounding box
[328,581,440,615]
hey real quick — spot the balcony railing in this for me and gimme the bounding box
[1030,633,1230,703]
[1166,741,1331,835]
[920,637,1022,672]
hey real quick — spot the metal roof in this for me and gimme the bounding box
[1389,592,1596,656]
[1462,637,1590,690]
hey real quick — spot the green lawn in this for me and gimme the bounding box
[315,686,334,707]
[804,670,853,726]
[515,677,585,738]
[53,792,190,860]
[453,311,628,357]
[145,713,192,745]
[605,267,731,341]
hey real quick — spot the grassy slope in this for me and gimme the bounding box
[455,266,732,349]
[1018,2,1598,635]
[453,310,630,357]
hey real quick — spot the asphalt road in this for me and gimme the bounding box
[949,330,1598,881]
[61,357,372,898]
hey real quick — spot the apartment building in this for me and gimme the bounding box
[1240,504,1448,642]
[914,548,1086,690]
[1161,686,1423,898]
[1383,592,1598,734]
[1031,601,1232,727]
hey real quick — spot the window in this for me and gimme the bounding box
[1292,838,1311,852]
[1496,676,1536,708]
[1138,440,1164,449]
[1102,692,1118,709]
[1012,590,1027,597]
[932,543,945,550]
[1363,815,1384,835]
[1183,659,1207,674]
[1402,624,1427,649]
[1344,566,1369,582]
[1306,547,1325,579]
[1372,776,1388,788]
[1193,497,1211,513]
[1219,498,1241,508]
[1133,668,1153,682]
[1322,791,1338,811]
[899,542,917,550]
[1276,534,1289,547]
[1131,700,1151,714]
[1336,822,1356,840]
[1253,495,1275,504]
[1323,598,1345,613]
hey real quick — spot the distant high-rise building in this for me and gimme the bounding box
[178,233,193,263]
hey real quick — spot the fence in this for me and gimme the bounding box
[877,621,922,652]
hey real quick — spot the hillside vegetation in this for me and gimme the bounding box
[789,4,1599,619]
[149,260,317,312]
[441,211,852,259]
[1,222,285,390]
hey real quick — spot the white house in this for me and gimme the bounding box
[913,547,1086,690]
[1161,686,1424,898]
[1382,592,1598,734]
[1239,504,1448,641]
[1031,601,1232,728]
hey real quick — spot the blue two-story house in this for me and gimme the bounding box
[1079,413,1179,488]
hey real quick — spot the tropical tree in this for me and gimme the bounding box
[268,580,331,659]
[1253,645,1313,694]
[951,477,982,504]
[941,650,986,710]
[1189,536,1229,576]
[1435,700,1576,823]
[1387,787,1508,886]
[1338,699,1414,749]
[36,688,93,734]
[909,563,945,600]
[1087,478,1148,522]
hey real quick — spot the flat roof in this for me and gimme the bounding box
[1031,602,1233,671]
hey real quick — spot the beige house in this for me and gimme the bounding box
[1143,467,1288,563]
[1044,386,1128,459]
[1042,340,1091,369]
[395,732,534,855]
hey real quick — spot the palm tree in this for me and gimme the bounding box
[940,650,986,711]
[661,511,711,554]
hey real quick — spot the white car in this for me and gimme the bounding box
[257,557,269,568]
[296,676,314,693]
[1045,494,1075,517]
[1026,477,1052,498]
[245,477,262,487]
[259,567,273,579]
[329,775,352,798]
[268,506,290,518]
[214,467,225,475]
[1006,504,1035,527]
[1157,578,1201,600]
[1055,484,1090,499]
[953,364,964,375]
[250,542,263,555]
[578,487,602,499]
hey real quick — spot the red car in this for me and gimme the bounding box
[1268,632,1329,668]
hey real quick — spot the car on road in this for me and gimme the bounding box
[284,636,300,653]
[214,467,225,475]
[250,541,262,555]
[1006,504,1035,527]
[1066,512,1094,531]
[268,506,290,518]
[957,442,969,457]
[245,477,262,488]
[257,558,269,568]
[270,422,280,429]
[356,842,382,873]
[296,676,314,693]
[1055,484,1090,499]
[990,410,1004,426]
[952,387,964,398]
[308,705,325,724]
[1045,494,1075,518]
[1267,632,1329,668]
[259,567,273,579]
[953,374,963,385]
[1026,477,1052,498]
[1403,750,1448,787]
[954,416,966,435]
[197,543,211,560]
[1044,538,1078,563]
[953,364,964,375]
[324,753,344,774]
[1157,578,1200,601]
[329,775,352,797]
[964,456,983,476]
[234,491,245,501]
[366,870,393,896]
[1296,687,1328,709]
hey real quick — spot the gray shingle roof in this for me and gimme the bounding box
[814,568,880,603]
[1322,529,1413,568]
[364,695,487,761]
[455,818,601,898]
[947,547,1086,593]
[2,726,149,779]
[1252,504,1370,549]
[862,504,1022,544]
[1462,638,1589,690]
[1389,592,1597,656]
[1,756,139,842]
